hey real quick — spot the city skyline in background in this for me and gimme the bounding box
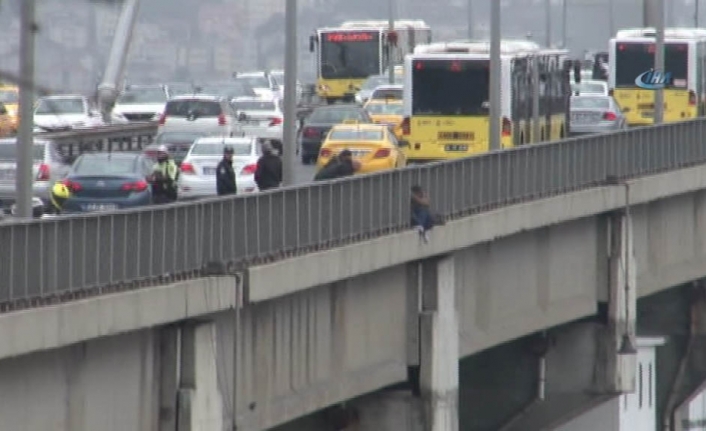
[0,0,702,95]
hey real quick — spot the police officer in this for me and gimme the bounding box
[148,145,179,204]
[49,182,71,215]
[216,146,237,195]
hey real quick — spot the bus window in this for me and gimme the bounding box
[320,31,380,79]
[614,42,688,87]
[411,59,489,115]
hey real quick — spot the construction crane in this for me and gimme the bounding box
[95,0,140,123]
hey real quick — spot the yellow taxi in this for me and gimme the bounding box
[317,123,407,174]
[363,99,404,128]
[0,85,18,133]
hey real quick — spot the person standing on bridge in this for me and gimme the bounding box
[254,140,283,191]
[148,145,179,204]
[216,146,237,196]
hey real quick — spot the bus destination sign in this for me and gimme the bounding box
[325,32,375,42]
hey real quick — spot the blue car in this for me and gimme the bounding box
[60,153,155,213]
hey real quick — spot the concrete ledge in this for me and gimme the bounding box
[248,165,706,302]
[0,276,238,360]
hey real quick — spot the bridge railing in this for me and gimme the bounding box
[2,119,706,310]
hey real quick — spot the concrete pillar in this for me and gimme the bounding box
[158,325,180,431]
[419,255,460,431]
[597,211,637,393]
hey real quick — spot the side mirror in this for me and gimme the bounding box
[309,35,316,53]
[238,112,248,122]
[398,140,410,147]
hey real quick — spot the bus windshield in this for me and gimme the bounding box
[411,59,489,115]
[320,31,380,79]
[614,42,688,88]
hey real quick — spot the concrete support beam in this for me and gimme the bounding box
[595,211,637,393]
[419,255,460,431]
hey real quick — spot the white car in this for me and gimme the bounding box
[157,94,243,137]
[232,96,284,147]
[269,70,303,102]
[33,95,104,131]
[234,71,279,100]
[113,85,169,122]
[178,136,260,199]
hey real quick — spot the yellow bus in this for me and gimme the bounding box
[609,28,706,126]
[309,20,431,104]
[400,40,569,162]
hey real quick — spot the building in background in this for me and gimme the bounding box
[555,337,665,431]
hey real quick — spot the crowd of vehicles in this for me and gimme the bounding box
[8,20,704,217]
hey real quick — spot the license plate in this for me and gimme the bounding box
[444,144,468,152]
[350,150,369,157]
[84,203,117,212]
[571,114,592,123]
[203,167,216,175]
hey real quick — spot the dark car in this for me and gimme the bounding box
[60,153,155,213]
[145,131,208,165]
[298,105,372,164]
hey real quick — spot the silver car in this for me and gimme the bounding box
[178,136,261,199]
[569,95,627,136]
[0,138,73,210]
[158,95,243,137]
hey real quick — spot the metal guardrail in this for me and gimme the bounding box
[2,118,706,311]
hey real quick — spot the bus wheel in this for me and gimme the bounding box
[519,133,525,145]
[559,127,565,139]
[540,128,545,142]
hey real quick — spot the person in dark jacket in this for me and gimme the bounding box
[216,146,237,195]
[254,141,283,190]
[313,149,361,181]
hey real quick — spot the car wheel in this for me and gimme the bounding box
[301,154,309,164]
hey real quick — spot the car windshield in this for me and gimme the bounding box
[73,155,139,175]
[308,108,366,123]
[0,90,18,104]
[35,98,85,115]
[232,100,276,111]
[190,142,251,156]
[329,129,383,140]
[362,76,387,90]
[371,88,402,100]
[572,82,605,94]
[270,73,284,84]
[235,76,269,89]
[365,103,403,115]
[165,100,222,117]
[117,88,167,104]
[167,83,194,96]
[571,97,611,109]
[198,82,255,99]
[0,143,45,160]
[155,132,205,144]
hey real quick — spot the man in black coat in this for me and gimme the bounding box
[254,141,283,190]
[313,149,361,181]
[216,146,237,195]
